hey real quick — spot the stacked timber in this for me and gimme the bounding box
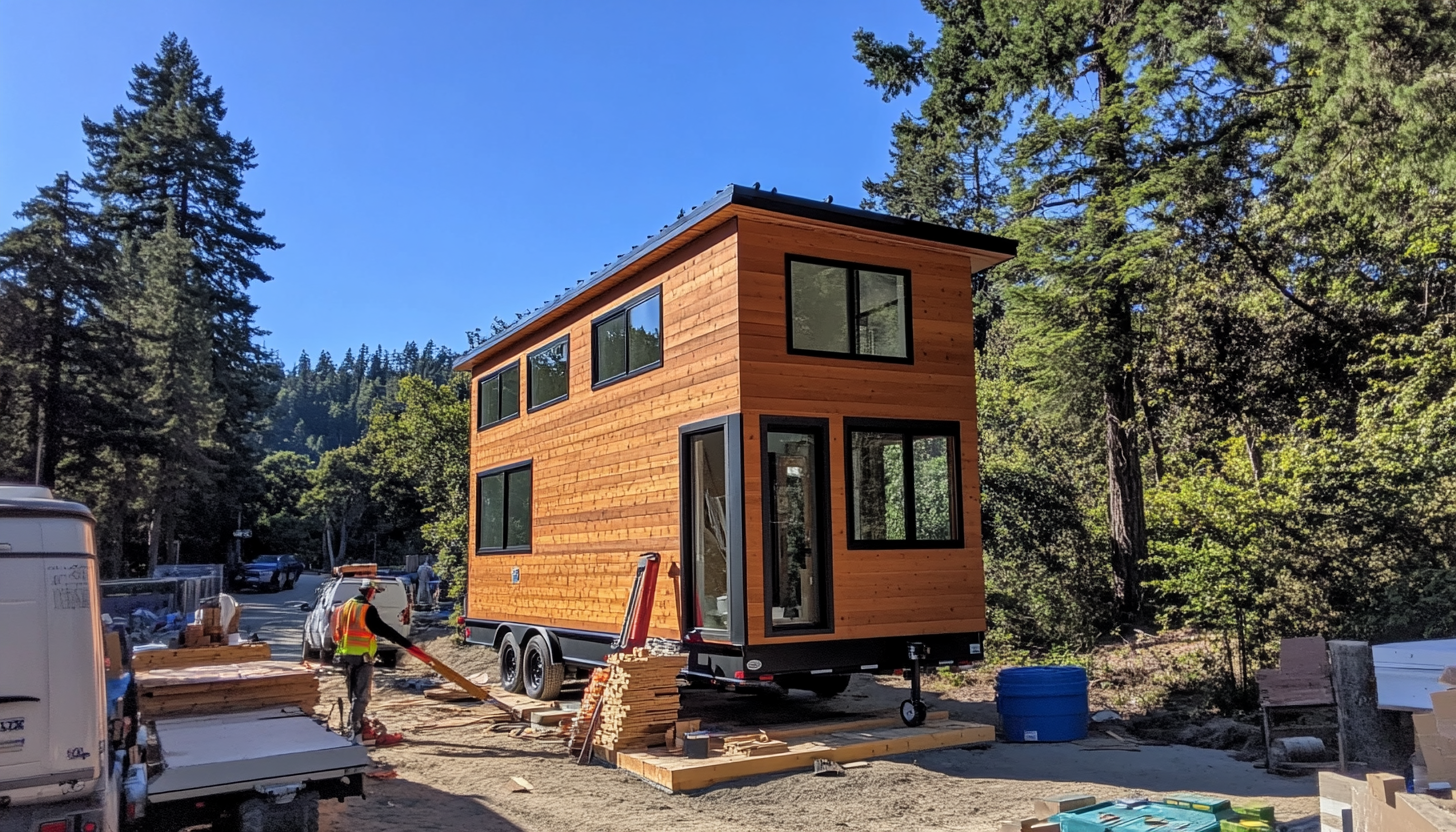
[136,661,318,718]
[1256,637,1335,706]
[132,643,271,672]
[594,649,684,751]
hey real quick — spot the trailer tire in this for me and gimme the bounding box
[237,790,319,832]
[498,632,525,694]
[523,634,564,700]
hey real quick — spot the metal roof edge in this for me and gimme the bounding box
[453,184,1017,372]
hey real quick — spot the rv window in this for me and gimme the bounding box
[476,362,521,430]
[846,419,961,548]
[787,257,910,362]
[476,462,532,553]
[592,287,662,387]
[527,337,569,410]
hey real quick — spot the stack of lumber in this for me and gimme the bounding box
[132,643,271,672]
[1257,636,1335,706]
[136,661,318,718]
[594,649,684,751]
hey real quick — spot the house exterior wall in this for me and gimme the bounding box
[734,209,987,645]
[465,219,740,638]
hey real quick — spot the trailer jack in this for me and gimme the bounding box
[900,642,928,727]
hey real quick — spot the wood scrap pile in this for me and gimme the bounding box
[722,731,789,757]
[132,642,271,672]
[136,661,318,718]
[1256,636,1334,706]
[594,649,684,751]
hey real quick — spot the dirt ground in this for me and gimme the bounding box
[308,631,1319,832]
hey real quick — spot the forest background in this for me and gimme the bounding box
[5,2,1456,704]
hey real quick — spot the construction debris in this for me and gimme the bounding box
[1256,637,1334,706]
[509,776,535,793]
[593,649,684,752]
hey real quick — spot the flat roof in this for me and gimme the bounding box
[454,184,1017,372]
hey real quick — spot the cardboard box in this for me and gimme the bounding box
[103,631,124,679]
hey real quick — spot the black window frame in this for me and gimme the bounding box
[591,285,664,389]
[526,335,570,412]
[785,254,914,364]
[843,417,964,550]
[475,361,521,431]
[760,416,834,637]
[475,460,533,554]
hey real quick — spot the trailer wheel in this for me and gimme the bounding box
[498,632,525,694]
[237,790,319,832]
[523,635,564,700]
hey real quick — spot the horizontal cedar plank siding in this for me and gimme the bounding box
[466,219,741,638]
[736,212,987,645]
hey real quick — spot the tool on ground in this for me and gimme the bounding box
[901,641,929,727]
[404,644,492,702]
[578,552,662,764]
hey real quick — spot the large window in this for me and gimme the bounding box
[592,287,663,386]
[527,336,569,411]
[787,256,910,361]
[477,462,532,553]
[845,419,961,548]
[476,362,520,430]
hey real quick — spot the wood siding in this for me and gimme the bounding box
[466,220,741,638]
[735,209,987,644]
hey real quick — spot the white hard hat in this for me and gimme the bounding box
[360,578,376,590]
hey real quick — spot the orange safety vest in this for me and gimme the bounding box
[333,597,376,659]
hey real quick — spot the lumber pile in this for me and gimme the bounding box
[132,643,271,672]
[594,649,684,751]
[136,661,318,718]
[1257,636,1335,706]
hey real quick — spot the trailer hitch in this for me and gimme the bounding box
[900,642,929,727]
[254,783,303,804]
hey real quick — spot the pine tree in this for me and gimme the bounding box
[0,174,118,485]
[82,33,281,556]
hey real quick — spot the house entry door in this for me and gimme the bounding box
[680,417,742,643]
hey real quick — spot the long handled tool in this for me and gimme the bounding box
[404,645,492,702]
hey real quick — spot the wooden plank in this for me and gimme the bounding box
[131,643,272,671]
[613,719,995,792]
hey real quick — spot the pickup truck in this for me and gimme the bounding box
[228,554,304,593]
[0,486,367,832]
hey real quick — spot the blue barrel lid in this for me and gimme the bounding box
[996,665,1088,688]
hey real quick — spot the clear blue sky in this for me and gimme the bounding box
[0,2,934,365]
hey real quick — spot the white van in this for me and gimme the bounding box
[0,484,116,831]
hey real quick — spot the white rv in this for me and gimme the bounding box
[0,485,115,831]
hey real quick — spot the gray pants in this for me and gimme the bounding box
[341,654,374,735]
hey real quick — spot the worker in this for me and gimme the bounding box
[414,557,436,609]
[332,578,413,739]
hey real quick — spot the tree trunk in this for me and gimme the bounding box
[1105,365,1147,614]
[338,515,349,564]
[146,511,161,575]
[1134,374,1164,486]
[1242,416,1264,488]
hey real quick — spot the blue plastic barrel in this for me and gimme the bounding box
[996,665,1089,742]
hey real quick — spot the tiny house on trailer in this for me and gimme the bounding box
[456,185,1016,701]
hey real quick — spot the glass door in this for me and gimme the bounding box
[684,426,732,637]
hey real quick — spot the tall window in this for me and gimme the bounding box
[476,362,520,430]
[527,336,569,410]
[593,287,663,386]
[787,257,910,361]
[763,420,830,630]
[845,419,961,548]
[477,462,532,553]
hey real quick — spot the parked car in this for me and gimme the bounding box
[300,576,411,666]
[229,554,304,592]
